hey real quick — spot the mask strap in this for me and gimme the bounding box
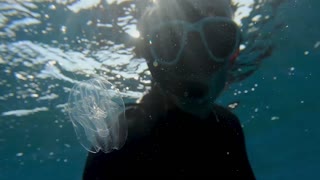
[229,48,240,65]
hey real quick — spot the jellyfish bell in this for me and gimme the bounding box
[67,77,127,153]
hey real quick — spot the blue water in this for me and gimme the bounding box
[1,0,320,179]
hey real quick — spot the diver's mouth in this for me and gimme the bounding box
[169,81,209,99]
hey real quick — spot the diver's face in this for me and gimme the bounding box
[146,16,239,118]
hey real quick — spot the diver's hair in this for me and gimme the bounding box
[137,0,234,36]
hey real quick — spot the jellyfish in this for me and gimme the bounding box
[67,78,127,153]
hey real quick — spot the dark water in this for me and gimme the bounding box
[0,0,320,179]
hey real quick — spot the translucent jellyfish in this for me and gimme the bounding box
[67,78,127,153]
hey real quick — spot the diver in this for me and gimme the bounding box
[83,0,255,178]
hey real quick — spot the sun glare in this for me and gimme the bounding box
[130,29,140,38]
[232,0,254,26]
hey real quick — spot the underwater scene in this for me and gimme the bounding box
[0,0,320,179]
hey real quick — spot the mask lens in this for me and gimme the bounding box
[151,24,184,64]
[203,21,238,58]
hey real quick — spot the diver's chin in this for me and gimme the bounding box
[161,78,214,119]
[169,94,214,119]
[159,69,227,119]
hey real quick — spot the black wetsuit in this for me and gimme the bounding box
[82,87,255,178]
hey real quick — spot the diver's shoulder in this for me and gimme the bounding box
[124,102,157,141]
[213,104,238,119]
[212,104,242,129]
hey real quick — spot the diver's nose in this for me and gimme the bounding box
[179,32,219,75]
[184,32,207,58]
